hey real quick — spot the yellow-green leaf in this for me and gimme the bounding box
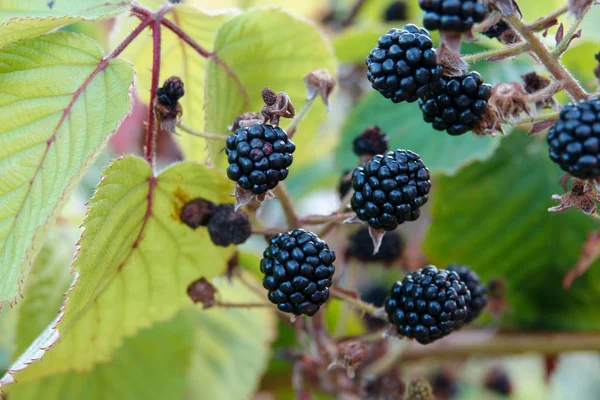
[1,156,234,385]
[0,0,128,49]
[0,32,133,307]
[204,8,337,169]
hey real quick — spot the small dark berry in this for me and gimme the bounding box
[347,227,404,264]
[207,204,252,247]
[156,76,185,108]
[419,0,488,32]
[180,198,215,229]
[384,1,408,22]
[484,367,512,396]
[446,264,487,324]
[353,126,390,157]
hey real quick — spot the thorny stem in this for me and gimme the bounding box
[299,212,355,225]
[176,121,227,141]
[527,5,569,32]
[528,80,565,103]
[274,183,301,230]
[286,96,317,138]
[145,19,161,167]
[462,42,530,63]
[552,2,593,58]
[504,13,588,102]
[330,287,385,319]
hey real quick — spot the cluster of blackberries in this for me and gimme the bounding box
[384,265,487,344]
[261,229,336,316]
[351,150,431,231]
[548,98,600,179]
[226,123,295,195]
[419,0,487,32]
[366,24,443,103]
[419,72,492,135]
[180,199,251,247]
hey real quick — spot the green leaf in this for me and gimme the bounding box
[423,133,600,329]
[0,32,133,307]
[0,0,128,48]
[204,7,337,169]
[185,275,277,399]
[1,156,235,385]
[7,312,195,400]
[110,4,238,163]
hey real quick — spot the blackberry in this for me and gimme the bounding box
[207,204,252,247]
[261,229,336,316]
[547,98,600,179]
[180,198,215,229]
[446,264,487,324]
[420,0,487,32]
[156,76,184,108]
[353,126,390,157]
[366,24,443,103]
[226,123,296,194]
[484,367,512,396]
[482,19,509,39]
[384,266,471,344]
[361,285,390,330]
[347,227,404,264]
[419,72,492,135]
[339,169,353,200]
[384,1,408,22]
[350,150,431,231]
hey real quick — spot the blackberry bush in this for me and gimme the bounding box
[419,0,487,32]
[226,123,296,194]
[547,98,600,179]
[446,264,487,324]
[384,266,472,344]
[351,150,431,231]
[366,24,443,103]
[419,72,492,135]
[261,229,336,316]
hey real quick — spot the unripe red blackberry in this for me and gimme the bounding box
[547,98,600,179]
[226,123,296,194]
[445,264,487,324]
[384,266,471,344]
[207,204,251,247]
[347,227,404,264]
[419,72,492,135]
[156,76,185,107]
[420,0,488,32]
[366,24,443,103]
[351,150,431,231]
[261,229,336,316]
[353,126,390,157]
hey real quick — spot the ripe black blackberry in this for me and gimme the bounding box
[338,169,353,200]
[353,126,390,157]
[547,98,600,179]
[261,229,336,316]
[445,264,487,324]
[419,72,492,136]
[420,0,487,32]
[384,266,471,344]
[351,150,431,231]
[226,123,296,194]
[366,24,443,103]
[347,227,404,264]
[361,285,390,330]
[207,204,251,247]
[384,1,408,22]
[156,76,184,108]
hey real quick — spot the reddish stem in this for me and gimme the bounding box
[109,17,152,59]
[145,20,162,166]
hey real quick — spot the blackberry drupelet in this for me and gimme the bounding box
[347,227,404,264]
[261,229,336,316]
[226,123,296,194]
[353,126,390,157]
[351,150,431,231]
[207,204,252,247]
[156,76,184,107]
[419,72,492,135]
[446,264,487,323]
[547,98,600,179]
[420,0,487,32]
[384,1,408,22]
[384,265,472,344]
[366,24,443,103]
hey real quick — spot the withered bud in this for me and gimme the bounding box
[261,87,278,106]
[304,69,336,108]
[437,43,469,77]
[260,88,295,126]
[187,277,217,308]
[489,82,531,123]
[328,340,367,379]
[229,112,263,132]
[180,198,215,229]
[568,0,594,19]
[549,179,600,215]
[522,71,551,94]
[406,378,435,400]
[154,76,185,132]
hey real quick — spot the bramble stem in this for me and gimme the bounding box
[145,20,161,168]
[504,13,588,101]
[318,190,354,237]
[176,121,227,141]
[330,287,385,319]
[462,42,530,63]
[527,111,560,123]
[274,183,301,230]
[527,5,569,32]
[299,212,355,225]
[553,2,593,57]
[286,96,317,138]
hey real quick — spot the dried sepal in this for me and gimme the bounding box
[368,226,386,255]
[549,179,600,215]
[438,37,467,68]
[529,118,557,135]
[327,340,367,379]
[229,112,263,132]
[489,82,531,123]
[472,102,505,136]
[187,277,217,308]
[260,87,295,126]
[304,69,336,108]
[563,230,600,289]
[233,185,274,211]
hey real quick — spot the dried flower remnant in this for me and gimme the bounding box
[489,82,531,122]
[229,112,263,132]
[522,72,558,111]
[261,87,295,126]
[180,198,215,229]
[549,179,600,215]
[304,69,336,108]
[328,340,367,378]
[154,76,185,131]
[187,277,217,308]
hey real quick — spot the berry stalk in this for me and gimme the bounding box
[145,20,162,167]
[330,287,385,318]
[273,183,301,229]
[176,121,227,141]
[461,42,530,63]
[286,96,317,138]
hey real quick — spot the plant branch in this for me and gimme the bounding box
[176,121,227,141]
[299,212,355,225]
[107,16,152,59]
[215,301,271,309]
[145,19,161,167]
[553,2,593,58]
[504,13,588,102]
[318,190,354,237]
[274,183,301,230]
[286,96,317,138]
[330,287,385,319]
[527,5,569,32]
[462,42,530,63]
